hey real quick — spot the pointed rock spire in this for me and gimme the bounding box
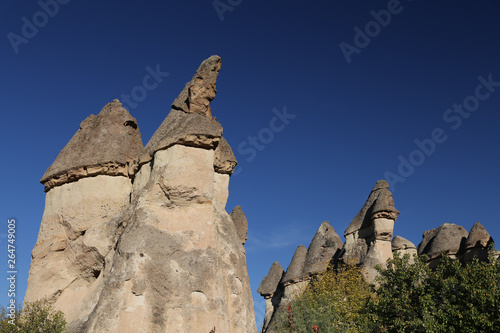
[172,55,222,117]
[230,205,248,245]
[345,180,392,236]
[257,261,284,297]
[41,100,144,191]
[303,221,343,276]
[141,56,225,165]
[282,245,308,285]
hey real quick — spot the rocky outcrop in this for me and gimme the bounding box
[257,262,284,333]
[259,222,343,332]
[40,100,143,191]
[26,56,257,333]
[392,236,417,263]
[342,180,399,282]
[417,223,468,268]
[171,55,221,117]
[230,205,249,245]
[463,222,494,262]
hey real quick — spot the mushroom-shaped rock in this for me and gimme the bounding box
[41,100,144,191]
[417,223,469,260]
[392,236,416,251]
[214,137,238,175]
[464,222,494,263]
[303,221,343,276]
[257,262,284,298]
[230,205,248,245]
[172,55,221,117]
[345,180,391,235]
[282,245,308,285]
[371,189,400,220]
[392,236,418,262]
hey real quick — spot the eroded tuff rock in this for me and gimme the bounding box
[26,56,257,333]
[230,205,249,245]
[392,236,417,263]
[41,100,144,191]
[257,262,284,333]
[418,223,469,268]
[464,222,494,262]
[303,221,343,276]
[172,55,221,117]
[343,180,399,282]
[282,245,308,286]
[215,137,238,174]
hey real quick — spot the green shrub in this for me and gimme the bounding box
[270,262,374,333]
[369,252,500,333]
[0,299,68,333]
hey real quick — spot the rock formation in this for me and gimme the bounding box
[230,205,249,245]
[417,223,469,268]
[258,222,343,332]
[392,236,418,263]
[257,262,284,333]
[463,222,494,262]
[342,180,399,282]
[26,56,257,333]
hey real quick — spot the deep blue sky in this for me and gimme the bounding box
[1,0,500,327]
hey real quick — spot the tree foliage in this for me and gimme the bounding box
[0,299,68,333]
[270,262,374,333]
[370,252,500,333]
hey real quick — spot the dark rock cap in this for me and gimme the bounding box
[303,221,343,276]
[371,189,400,220]
[257,261,284,297]
[171,55,221,118]
[392,236,416,251]
[417,223,469,258]
[41,100,144,189]
[466,222,494,250]
[214,137,238,175]
[345,180,395,236]
[230,206,248,245]
[142,109,223,164]
[282,245,308,285]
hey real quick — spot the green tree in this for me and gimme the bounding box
[270,261,374,333]
[0,299,68,333]
[370,252,500,333]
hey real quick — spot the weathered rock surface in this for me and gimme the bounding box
[214,137,238,174]
[41,100,144,191]
[303,221,343,276]
[463,222,494,262]
[282,245,308,285]
[172,55,221,117]
[392,236,418,262]
[257,262,285,333]
[230,205,249,245]
[26,56,257,333]
[418,223,468,268]
[343,180,399,282]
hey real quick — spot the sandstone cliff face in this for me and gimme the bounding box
[26,56,257,333]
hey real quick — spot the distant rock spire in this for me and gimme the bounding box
[41,100,144,191]
[303,221,342,276]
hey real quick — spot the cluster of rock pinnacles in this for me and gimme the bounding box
[26,56,495,333]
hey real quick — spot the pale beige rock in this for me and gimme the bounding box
[25,175,132,323]
[392,236,418,263]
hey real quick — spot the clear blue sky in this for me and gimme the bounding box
[1,0,499,326]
